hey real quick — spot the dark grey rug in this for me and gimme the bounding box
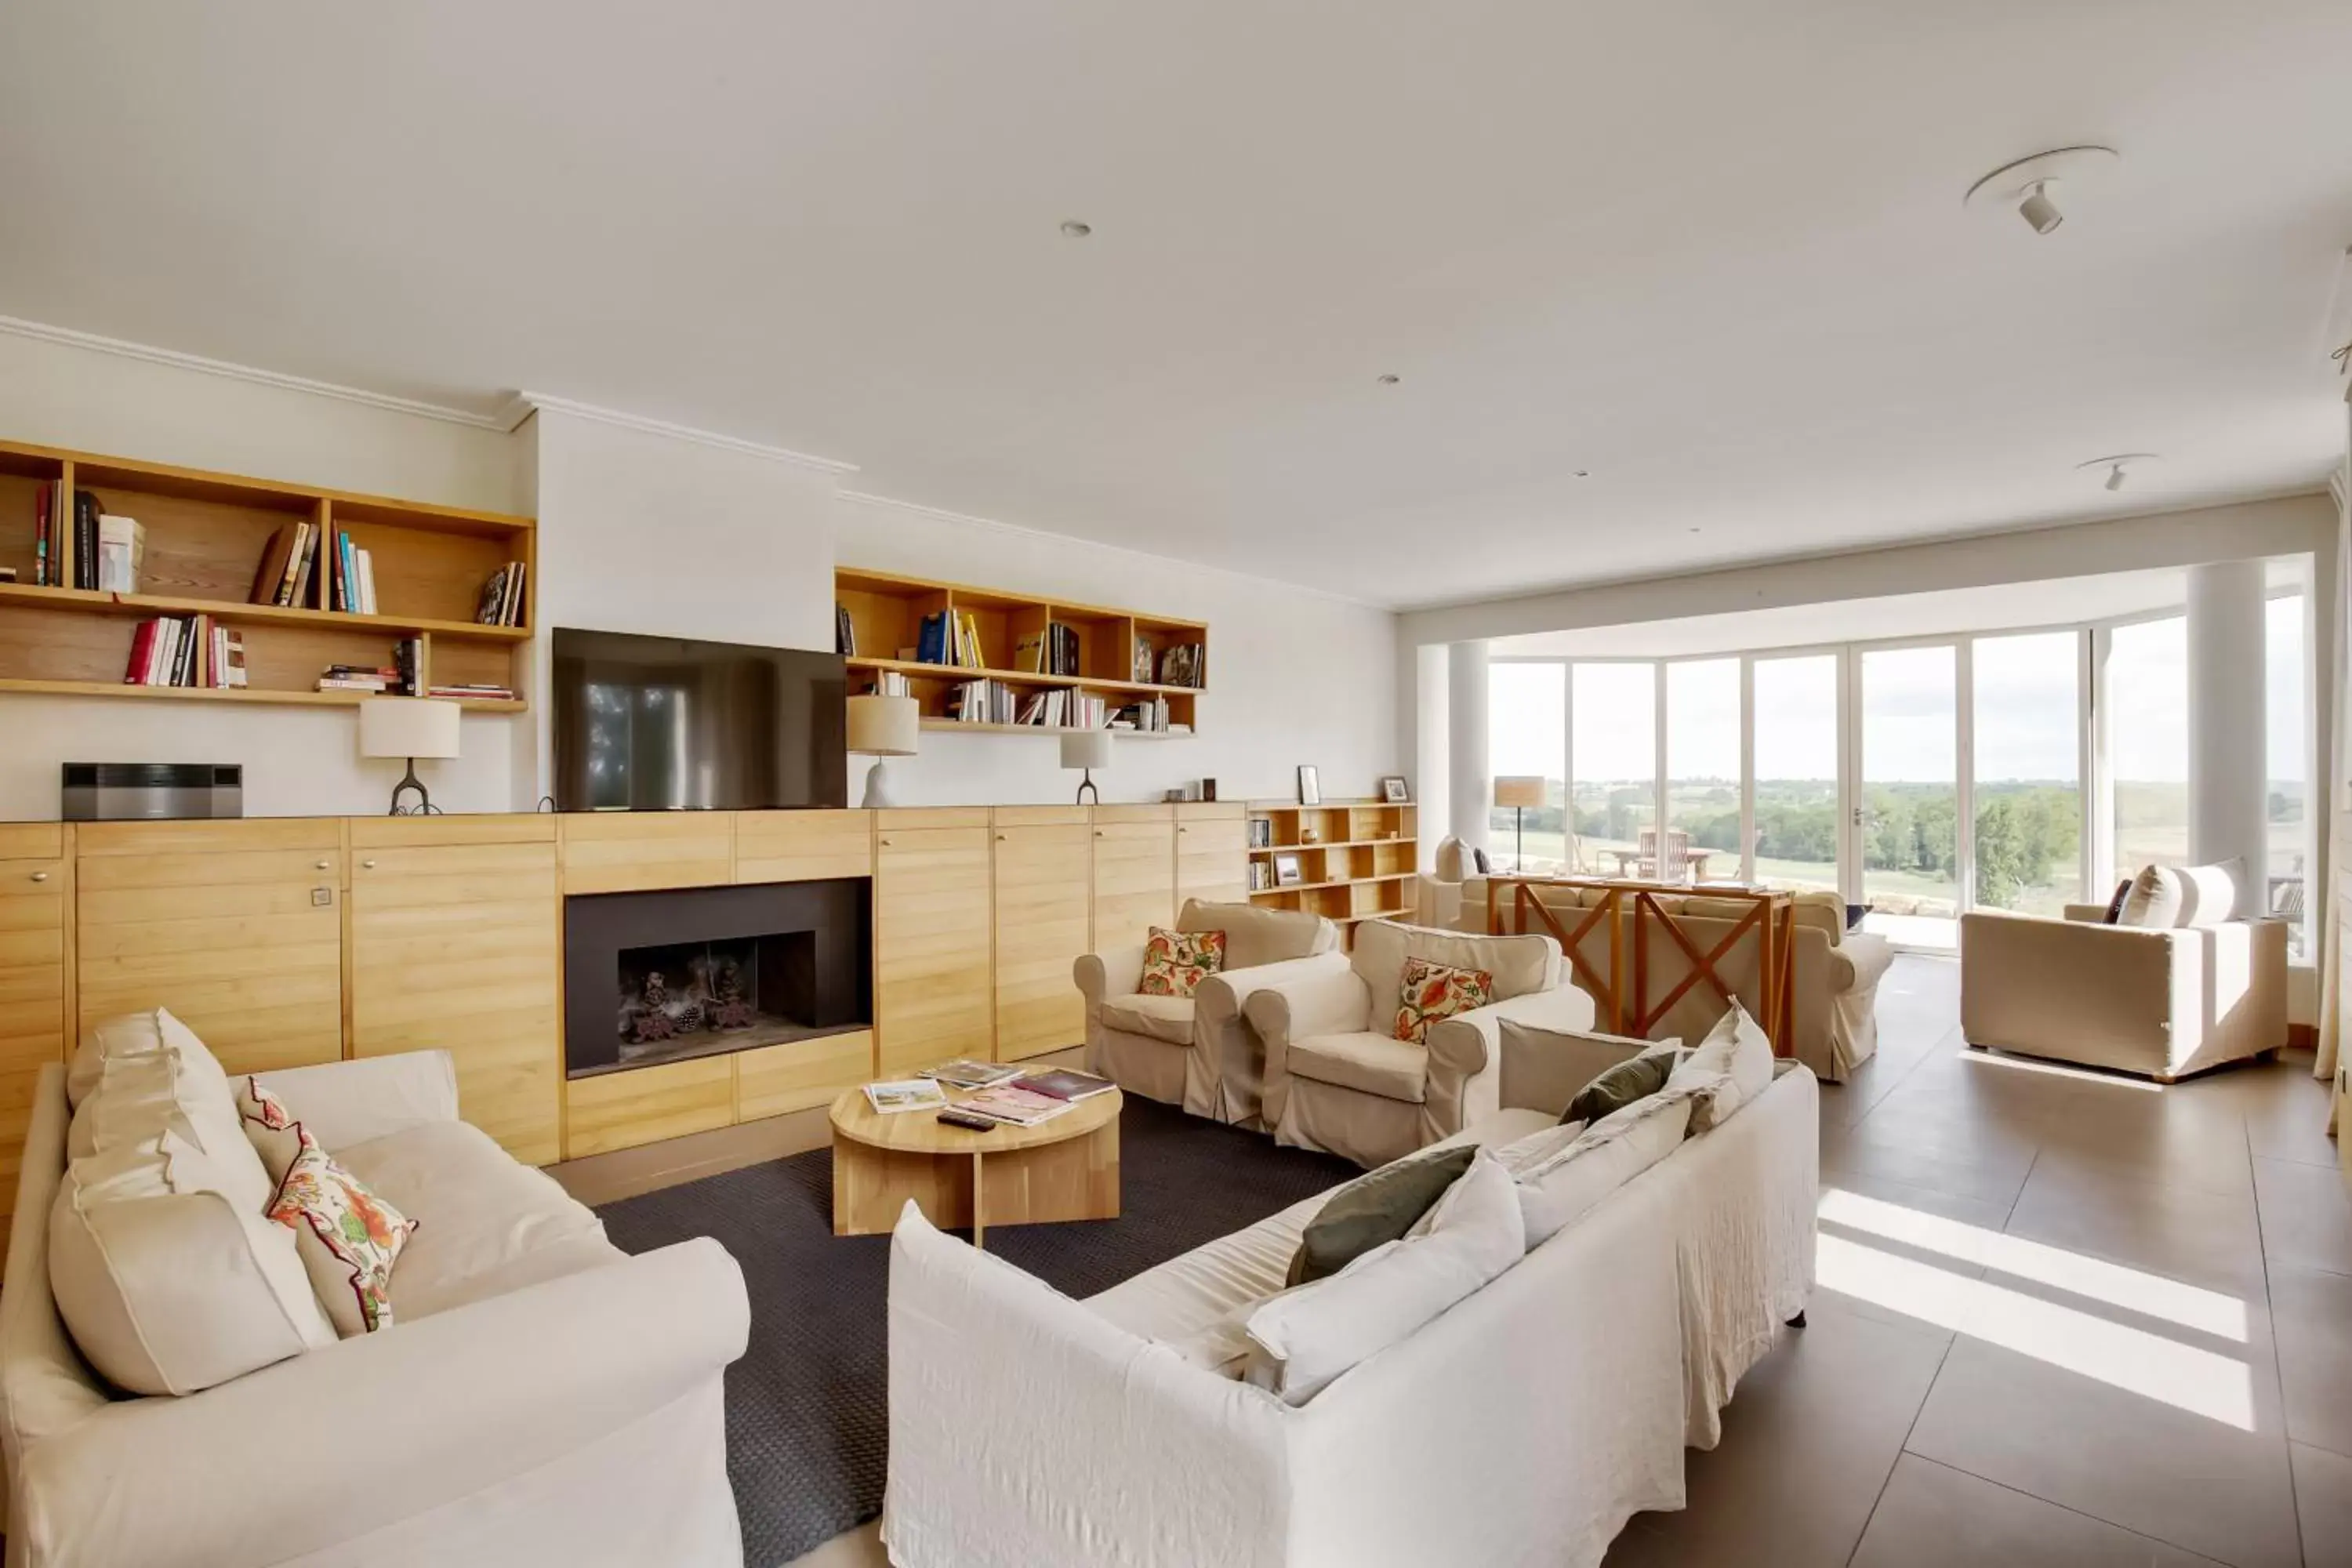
[595,1096,1359,1568]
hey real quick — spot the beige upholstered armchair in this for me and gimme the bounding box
[1243,919,1593,1167]
[1074,899,1344,1126]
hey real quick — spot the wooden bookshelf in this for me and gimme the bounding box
[0,441,534,710]
[835,568,1205,737]
[1247,800,1418,944]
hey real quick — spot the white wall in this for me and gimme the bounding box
[0,325,528,818]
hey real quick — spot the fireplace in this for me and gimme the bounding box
[564,878,870,1079]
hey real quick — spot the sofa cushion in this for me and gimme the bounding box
[67,1044,276,1220]
[234,1073,305,1178]
[1790,891,1846,947]
[1351,920,1555,1004]
[1101,992,1196,1047]
[1513,1091,1693,1247]
[1141,927,1225,997]
[2118,864,2184,928]
[268,1123,418,1335]
[2175,858,2244,927]
[1669,1003,1775,1131]
[1432,836,1465,881]
[66,1007,231,1110]
[1393,956,1494,1044]
[1180,898,1333,971]
[1287,1143,1476,1286]
[338,1120,617,1321]
[49,1127,336,1396]
[1561,1042,1682,1126]
[1289,1030,1429,1103]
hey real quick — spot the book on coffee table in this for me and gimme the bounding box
[957,1085,1072,1127]
[1013,1068,1116,1102]
[863,1078,949,1114]
[920,1058,1023,1091]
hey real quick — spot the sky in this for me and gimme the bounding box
[1487,595,2306,789]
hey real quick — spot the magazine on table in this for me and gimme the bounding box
[863,1078,949,1114]
[957,1085,1072,1127]
[1013,1067,1116,1102]
[919,1058,1023,1091]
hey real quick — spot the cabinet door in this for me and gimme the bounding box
[0,836,67,1272]
[735,810,873,883]
[76,821,343,1076]
[561,812,733,895]
[993,809,1091,1062]
[350,818,561,1166]
[1091,809,1175,953]
[1176,803,1248,909]
[874,825,993,1075]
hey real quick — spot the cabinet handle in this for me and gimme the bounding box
[1096,829,1106,837]
[1178,826,1189,833]
[361,859,378,869]
[880,837,894,847]
[996,833,1007,841]
[314,859,331,871]
[29,871,49,883]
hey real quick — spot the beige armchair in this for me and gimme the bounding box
[1074,899,1344,1125]
[1243,919,1593,1167]
[1959,906,2288,1082]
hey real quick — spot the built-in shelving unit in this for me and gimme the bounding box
[1247,800,1418,943]
[0,441,535,710]
[834,568,1205,738]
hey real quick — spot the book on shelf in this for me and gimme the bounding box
[1010,687,1107,730]
[1012,1067,1115,1102]
[919,1059,1023,1091]
[956,1084,1070,1127]
[1154,642,1204,689]
[426,684,515,702]
[476,562,528,626]
[866,669,912,697]
[835,602,857,656]
[1012,629,1046,673]
[72,491,102,591]
[249,521,319,608]
[1131,637,1153,683]
[32,482,52,586]
[1109,694,1172,732]
[95,514,144,593]
[914,609,986,669]
[123,613,237,689]
[356,547,379,615]
[863,1078,949,1115]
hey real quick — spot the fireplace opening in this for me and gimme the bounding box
[616,930,817,1068]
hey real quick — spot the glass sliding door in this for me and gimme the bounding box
[1572,662,1656,879]
[1665,659,1743,884]
[2106,615,2189,877]
[1971,631,2082,916]
[1751,654,1842,896]
[1487,662,1566,873]
[1858,644,1960,946]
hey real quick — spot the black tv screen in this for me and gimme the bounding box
[551,629,847,811]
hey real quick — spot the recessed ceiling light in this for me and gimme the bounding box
[1964,146,2119,235]
[2077,452,2158,492]
[1376,373,1400,386]
[1573,470,1591,479]
[1059,220,1092,238]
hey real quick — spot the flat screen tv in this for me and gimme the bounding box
[551,628,847,811]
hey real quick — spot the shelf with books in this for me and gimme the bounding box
[1245,800,1417,944]
[0,440,535,711]
[0,676,524,712]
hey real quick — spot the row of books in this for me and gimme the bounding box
[31,486,125,592]
[426,682,517,702]
[124,615,248,689]
[317,639,422,695]
[866,670,913,697]
[477,563,527,626]
[1015,688,1107,729]
[253,523,382,614]
[1111,695,1174,732]
[1013,622,1085,677]
[915,609,987,668]
[1152,642,1206,689]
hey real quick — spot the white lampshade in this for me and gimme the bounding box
[1494,775,1545,810]
[1060,730,1113,771]
[358,697,461,760]
[847,694,920,757]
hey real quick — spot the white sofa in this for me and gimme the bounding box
[883,1031,1820,1567]
[1244,918,1596,1167]
[1075,899,1345,1126]
[1,1040,751,1568]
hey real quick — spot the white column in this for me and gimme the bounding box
[1447,641,1491,855]
[2187,559,2267,916]
[1414,644,1450,870]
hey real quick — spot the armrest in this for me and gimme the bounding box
[1074,946,1147,1011]
[249,1051,459,1148]
[1422,986,1598,1132]
[1193,950,1352,1029]
[1958,913,2182,1057]
[2062,902,2113,924]
[1495,1020,1657,1119]
[1244,969,1372,1127]
[15,1238,748,1568]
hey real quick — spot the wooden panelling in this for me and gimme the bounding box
[735,810,873,884]
[875,826,994,1074]
[990,804,1090,828]
[564,1054,735,1158]
[993,821,1091,1061]
[349,832,561,1165]
[1092,804,1175,826]
[0,825,64,860]
[0,852,67,1272]
[1092,817,1176,952]
[560,812,734,895]
[876,807,991,831]
[1176,802,1249,908]
[735,1029,875,1121]
[76,826,342,1076]
[348,814,555,849]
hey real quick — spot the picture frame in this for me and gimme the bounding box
[1272,851,1305,887]
[1297,764,1320,805]
[1247,816,1272,848]
[1379,775,1410,804]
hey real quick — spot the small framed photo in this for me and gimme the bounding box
[1247,817,1272,848]
[1272,851,1305,887]
[1297,764,1321,805]
[1379,775,1410,804]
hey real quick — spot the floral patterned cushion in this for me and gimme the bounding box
[267,1123,418,1336]
[236,1075,305,1181]
[1393,956,1495,1044]
[1140,927,1226,997]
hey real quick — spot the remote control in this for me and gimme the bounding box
[937,1110,998,1131]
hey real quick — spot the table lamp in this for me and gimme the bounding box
[1061,729,1112,804]
[1493,775,1545,871]
[359,697,461,815]
[848,694,920,808]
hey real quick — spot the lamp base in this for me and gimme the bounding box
[387,758,437,816]
[1074,768,1100,806]
[860,758,897,809]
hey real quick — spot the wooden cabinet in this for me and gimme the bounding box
[735,1029,875,1121]
[735,810,873,883]
[348,816,561,1166]
[75,820,343,1076]
[875,811,994,1075]
[1176,803,1249,909]
[992,807,1092,1062]
[0,825,67,1270]
[1091,805,1175,952]
[560,812,733,895]
[564,1054,735,1158]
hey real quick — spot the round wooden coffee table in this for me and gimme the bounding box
[828,1085,1122,1248]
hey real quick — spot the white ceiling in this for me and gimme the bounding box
[2,2,2348,609]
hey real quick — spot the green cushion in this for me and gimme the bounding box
[1561,1047,1679,1126]
[1286,1144,1477,1287]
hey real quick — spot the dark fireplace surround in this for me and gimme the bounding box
[563,878,872,1079]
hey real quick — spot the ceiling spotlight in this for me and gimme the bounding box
[1059,220,1092,238]
[2077,452,2158,492]
[1964,146,2119,236]
[1377,373,1400,386]
[1573,470,1591,479]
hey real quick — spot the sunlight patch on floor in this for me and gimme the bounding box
[1957,1047,2165,1091]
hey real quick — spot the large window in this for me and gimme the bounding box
[1665,660,1742,881]
[1572,663,1656,878]
[2107,616,2189,876]
[1858,645,1960,926]
[2267,592,2308,956]
[1972,631,2082,916]
[1751,655,1840,894]
[1488,662,1565,872]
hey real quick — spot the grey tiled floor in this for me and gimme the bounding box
[793,956,2352,1567]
